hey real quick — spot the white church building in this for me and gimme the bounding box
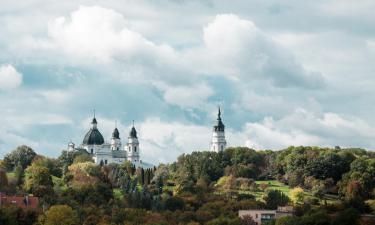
[67,107,227,167]
[67,115,153,168]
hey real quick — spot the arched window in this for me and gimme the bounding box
[134,146,137,152]
[91,149,93,154]
[105,159,108,164]
[221,145,224,151]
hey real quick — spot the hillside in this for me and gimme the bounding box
[1,145,375,225]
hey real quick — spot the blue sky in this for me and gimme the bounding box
[0,0,375,164]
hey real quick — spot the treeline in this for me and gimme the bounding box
[0,145,375,225]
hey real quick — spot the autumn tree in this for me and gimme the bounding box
[290,187,305,204]
[38,205,79,225]
[24,163,53,197]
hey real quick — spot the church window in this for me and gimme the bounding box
[134,146,137,152]
[91,149,93,154]
[105,159,108,164]
[221,145,224,151]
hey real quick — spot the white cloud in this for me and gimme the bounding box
[240,109,375,150]
[0,64,22,91]
[47,5,176,64]
[161,83,214,109]
[186,14,325,89]
[137,118,212,163]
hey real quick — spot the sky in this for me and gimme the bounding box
[0,0,375,164]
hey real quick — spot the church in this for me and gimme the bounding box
[67,114,154,168]
[67,107,227,167]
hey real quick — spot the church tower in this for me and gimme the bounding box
[211,107,227,152]
[111,124,121,151]
[126,122,140,163]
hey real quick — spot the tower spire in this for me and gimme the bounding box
[218,106,221,120]
[91,109,97,127]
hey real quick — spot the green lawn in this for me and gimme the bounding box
[253,180,291,199]
[6,172,15,179]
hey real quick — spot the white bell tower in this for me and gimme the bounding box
[127,121,140,163]
[211,107,227,152]
[111,122,122,151]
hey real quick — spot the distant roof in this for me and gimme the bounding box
[0,194,39,209]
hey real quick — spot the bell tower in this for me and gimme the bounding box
[211,107,227,152]
[127,121,140,163]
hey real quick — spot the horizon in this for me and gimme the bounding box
[1,1,375,164]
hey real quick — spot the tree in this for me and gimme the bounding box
[24,164,53,197]
[290,187,304,204]
[0,168,8,188]
[264,190,290,209]
[240,215,257,225]
[33,157,62,177]
[14,164,24,186]
[38,205,79,225]
[164,196,185,211]
[73,154,94,164]
[3,145,37,170]
[331,208,360,225]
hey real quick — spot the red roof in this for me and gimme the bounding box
[0,193,39,209]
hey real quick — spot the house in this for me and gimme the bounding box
[0,193,39,209]
[239,206,294,225]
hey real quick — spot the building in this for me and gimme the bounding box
[211,107,227,152]
[0,193,39,209]
[68,114,153,169]
[238,206,294,225]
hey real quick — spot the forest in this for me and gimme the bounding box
[1,145,375,225]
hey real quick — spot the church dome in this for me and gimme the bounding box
[82,117,105,145]
[83,128,105,145]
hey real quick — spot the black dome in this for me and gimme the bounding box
[83,128,105,145]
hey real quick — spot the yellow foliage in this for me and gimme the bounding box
[290,187,305,204]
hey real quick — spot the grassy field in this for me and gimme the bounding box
[252,180,291,199]
[6,172,15,179]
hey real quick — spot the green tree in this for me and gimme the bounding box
[331,208,360,225]
[0,168,8,188]
[264,190,290,209]
[38,205,79,225]
[3,145,37,170]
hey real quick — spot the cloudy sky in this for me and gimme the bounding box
[0,0,374,163]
